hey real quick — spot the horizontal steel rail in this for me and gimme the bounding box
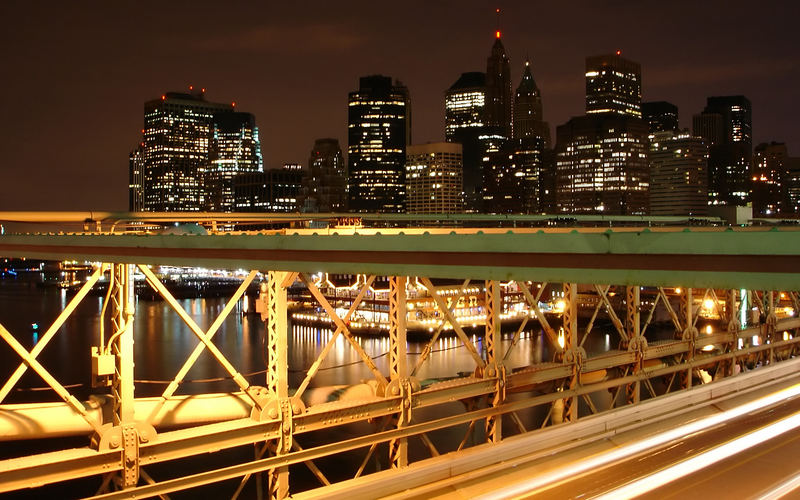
[2,227,800,289]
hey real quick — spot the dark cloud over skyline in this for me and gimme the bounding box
[1,1,797,211]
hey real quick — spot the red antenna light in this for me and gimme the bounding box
[189,85,193,91]
[161,95,166,100]
[231,101,236,107]
[616,49,622,56]
[496,30,501,39]
[201,88,206,93]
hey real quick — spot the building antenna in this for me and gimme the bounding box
[495,8,501,38]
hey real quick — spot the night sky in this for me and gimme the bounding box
[1,1,797,211]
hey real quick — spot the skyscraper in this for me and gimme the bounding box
[585,52,642,118]
[405,142,463,214]
[140,89,234,211]
[482,136,544,213]
[347,75,410,213]
[484,31,512,139]
[445,72,486,212]
[513,59,550,147]
[205,112,263,212]
[642,101,679,134]
[752,142,788,216]
[649,131,708,216]
[128,145,144,211]
[556,53,648,215]
[234,165,302,213]
[693,96,752,206]
[297,138,347,212]
[555,114,649,214]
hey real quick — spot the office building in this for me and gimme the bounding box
[297,138,347,213]
[128,145,144,211]
[445,72,486,211]
[585,52,642,118]
[752,142,789,216]
[513,59,550,148]
[482,136,544,214]
[205,112,263,212]
[347,75,410,213]
[140,89,234,211]
[485,31,513,139]
[693,96,752,205]
[649,131,708,216]
[786,156,800,215]
[642,101,679,134]
[234,164,302,213]
[555,114,649,214]
[405,142,463,214]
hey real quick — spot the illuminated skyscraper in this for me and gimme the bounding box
[585,52,642,118]
[445,72,486,211]
[297,138,347,212]
[555,114,649,214]
[752,142,788,216]
[405,142,463,214]
[234,164,302,213]
[205,112,263,212]
[128,145,144,211]
[482,136,544,214]
[649,131,708,216]
[140,89,234,211]
[693,95,752,206]
[513,59,550,147]
[347,75,410,213]
[485,32,512,139]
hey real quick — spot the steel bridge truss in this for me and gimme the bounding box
[1,227,800,498]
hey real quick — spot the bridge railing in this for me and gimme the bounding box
[1,220,799,498]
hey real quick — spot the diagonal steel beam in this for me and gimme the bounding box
[146,269,258,425]
[411,279,471,376]
[0,265,103,404]
[293,275,376,400]
[420,278,485,369]
[138,266,261,409]
[517,282,561,351]
[300,273,388,387]
[594,284,628,342]
[0,323,103,434]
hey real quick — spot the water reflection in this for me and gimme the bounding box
[0,279,629,404]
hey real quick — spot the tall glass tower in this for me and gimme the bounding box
[205,112,263,212]
[445,72,486,211]
[693,95,752,205]
[513,59,550,147]
[585,52,642,118]
[347,75,410,213]
[484,31,512,139]
[141,89,234,211]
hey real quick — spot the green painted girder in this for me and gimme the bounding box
[1,227,799,290]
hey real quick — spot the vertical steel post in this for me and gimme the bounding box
[562,282,578,423]
[625,285,641,404]
[110,263,137,488]
[388,276,409,468]
[266,271,290,499]
[726,289,740,377]
[682,287,695,389]
[484,279,503,443]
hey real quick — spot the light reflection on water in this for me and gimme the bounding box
[0,277,631,407]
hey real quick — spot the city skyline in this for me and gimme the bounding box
[1,1,798,211]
